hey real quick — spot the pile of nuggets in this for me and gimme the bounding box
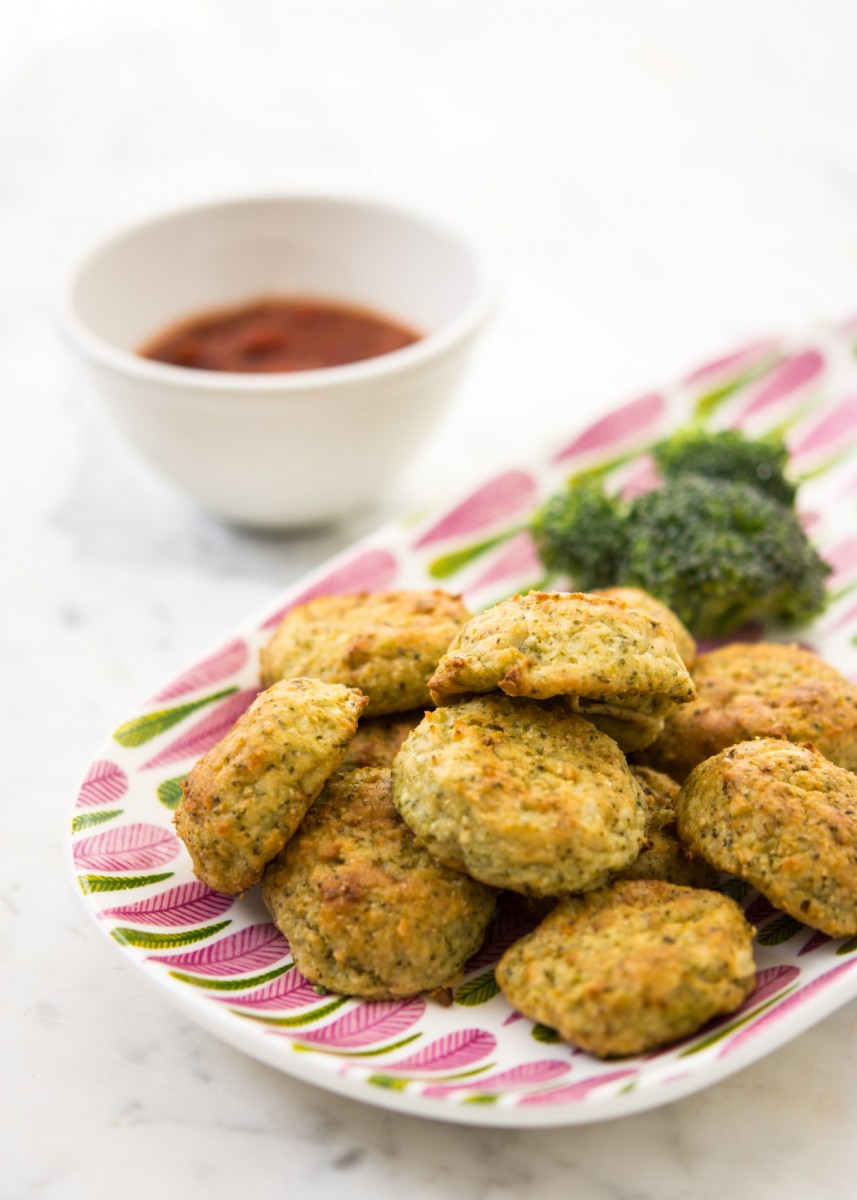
[174,586,857,1058]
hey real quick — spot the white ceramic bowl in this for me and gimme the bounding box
[61,194,494,527]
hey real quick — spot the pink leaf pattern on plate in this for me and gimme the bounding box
[76,760,128,808]
[73,823,180,872]
[619,454,660,500]
[730,350,825,426]
[412,471,537,549]
[382,1029,496,1073]
[645,973,797,1066]
[820,535,857,587]
[140,688,258,770]
[718,959,857,1059]
[463,906,539,975]
[519,1069,637,1105]
[148,639,249,703]
[465,531,543,594]
[742,965,801,1009]
[789,396,857,460]
[551,393,665,464]
[148,922,289,975]
[285,999,426,1047]
[422,1060,571,1098]
[824,595,857,633]
[99,881,233,926]
[641,966,799,1065]
[744,894,780,925]
[682,338,778,386]
[798,930,833,956]
[261,548,399,630]
[216,968,320,1010]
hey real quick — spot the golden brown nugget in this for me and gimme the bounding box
[428,592,695,751]
[340,710,424,771]
[640,642,857,781]
[174,678,366,896]
[260,590,469,716]
[261,768,496,999]
[429,591,694,705]
[615,767,718,888]
[676,739,857,937]
[593,586,697,669]
[496,881,756,1058]
[391,694,648,896]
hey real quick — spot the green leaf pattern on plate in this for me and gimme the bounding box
[110,919,231,949]
[112,687,237,748]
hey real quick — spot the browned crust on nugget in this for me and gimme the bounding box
[640,643,857,781]
[676,738,857,936]
[261,767,496,999]
[174,678,366,895]
[496,880,756,1058]
[260,590,469,716]
[428,591,696,707]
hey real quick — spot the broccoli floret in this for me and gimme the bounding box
[532,482,628,589]
[620,474,829,635]
[653,428,797,507]
[530,473,829,636]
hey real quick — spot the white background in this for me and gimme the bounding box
[4,2,857,1197]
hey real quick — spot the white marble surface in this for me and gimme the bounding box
[5,1,857,1195]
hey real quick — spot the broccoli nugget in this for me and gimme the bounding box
[614,767,718,888]
[261,767,496,999]
[340,710,424,771]
[640,642,857,781]
[676,739,857,937]
[260,590,469,716]
[174,678,366,895]
[496,880,756,1058]
[428,592,695,751]
[391,694,648,896]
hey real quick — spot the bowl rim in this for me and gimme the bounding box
[58,190,496,397]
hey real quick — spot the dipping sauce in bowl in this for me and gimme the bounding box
[139,296,422,374]
[62,192,493,526]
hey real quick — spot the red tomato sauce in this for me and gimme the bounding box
[139,297,422,373]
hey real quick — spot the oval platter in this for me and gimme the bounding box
[67,319,857,1127]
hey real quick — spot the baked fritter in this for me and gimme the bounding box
[391,694,647,896]
[427,592,695,751]
[496,880,756,1058]
[629,765,681,815]
[640,642,857,781]
[260,590,469,716]
[261,767,496,999]
[615,767,718,888]
[340,710,424,771]
[676,738,857,937]
[174,678,366,896]
[593,586,697,669]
